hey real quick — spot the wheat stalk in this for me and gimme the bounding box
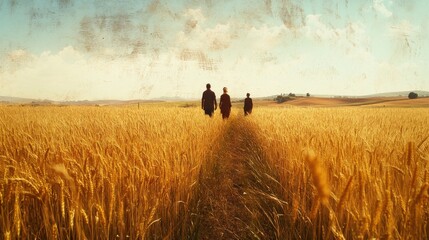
[14,184,21,238]
[305,149,330,205]
[52,223,58,239]
[69,208,75,229]
[80,208,89,226]
[4,231,10,240]
[95,204,106,229]
[337,175,354,214]
[60,179,65,219]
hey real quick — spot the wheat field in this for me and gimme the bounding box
[250,107,429,239]
[0,105,224,239]
[1,104,428,239]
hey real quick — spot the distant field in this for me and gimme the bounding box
[255,96,429,108]
[1,103,428,239]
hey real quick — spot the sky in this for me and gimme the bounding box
[0,0,428,100]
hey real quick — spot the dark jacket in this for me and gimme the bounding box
[244,97,253,111]
[202,89,217,111]
[220,94,231,113]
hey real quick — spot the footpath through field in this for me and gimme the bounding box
[195,116,279,239]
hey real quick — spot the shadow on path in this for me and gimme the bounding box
[194,116,281,239]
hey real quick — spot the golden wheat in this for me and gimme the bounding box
[251,107,429,239]
[1,104,428,239]
[0,104,223,239]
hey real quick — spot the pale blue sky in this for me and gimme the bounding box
[0,0,428,100]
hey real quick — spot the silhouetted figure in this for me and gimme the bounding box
[219,87,232,119]
[244,93,253,116]
[202,83,217,117]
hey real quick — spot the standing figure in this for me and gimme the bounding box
[219,87,232,119]
[244,93,253,116]
[201,83,217,117]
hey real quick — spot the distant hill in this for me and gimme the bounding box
[361,90,429,98]
[265,91,429,99]
[150,96,187,101]
[257,96,429,108]
[56,99,162,106]
[0,96,163,106]
[0,96,38,103]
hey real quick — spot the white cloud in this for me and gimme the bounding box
[7,49,33,62]
[389,20,420,37]
[302,15,371,61]
[374,60,427,92]
[182,8,206,34]
[1,49,34,74]
[0,46,230,100]
[388,20,422,58]
[247,24,288,50]
[168,14,380,96]
[373,0,393,18]
[304,15,337,40]
[177,23,232,51]
[205,24,233,51]
[184,8,206,24]
[0,46,151,100]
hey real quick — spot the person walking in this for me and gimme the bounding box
[201,83,217,117]
[219,87,232,119]
[244,93,253,116]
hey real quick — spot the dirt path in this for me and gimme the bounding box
[195,117,279,239]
